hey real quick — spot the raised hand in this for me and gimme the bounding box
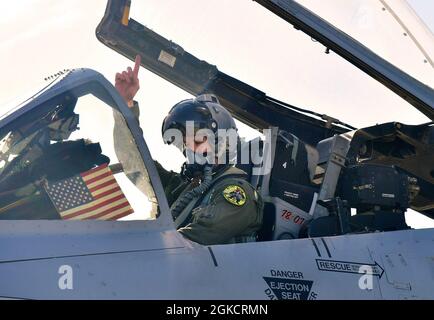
[115,55,141,107]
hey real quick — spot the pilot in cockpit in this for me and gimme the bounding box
[113,55,263,245]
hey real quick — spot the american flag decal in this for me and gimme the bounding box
[44,164,134,220]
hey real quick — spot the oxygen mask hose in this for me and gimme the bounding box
[171,165,213,220]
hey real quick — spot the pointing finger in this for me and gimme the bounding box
[133,54,141,77]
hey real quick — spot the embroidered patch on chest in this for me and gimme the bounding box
[222,185,247,206]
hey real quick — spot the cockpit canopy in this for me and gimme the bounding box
[0,69,159,221]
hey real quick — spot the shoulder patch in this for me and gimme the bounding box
[222,185,247,206]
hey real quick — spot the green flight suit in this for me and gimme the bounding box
[174,166,263,245]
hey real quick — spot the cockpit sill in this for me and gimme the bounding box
[0,219,188,263]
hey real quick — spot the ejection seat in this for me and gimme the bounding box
[236,128,320,241]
